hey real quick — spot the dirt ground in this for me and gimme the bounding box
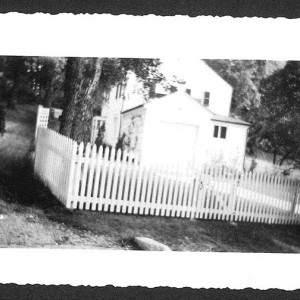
[1,104,300,252]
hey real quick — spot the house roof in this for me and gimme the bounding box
[210,114,251,126]
[122,91,251,127]
[122,104,144,114]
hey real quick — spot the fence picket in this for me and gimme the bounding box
[266,175,276,224]
[65,141,77,209]
[165,164,176,217]
[272,175,282,224]
[185,164,196,219]
[111,149,122,213]
[79,143,91,209]
[91,146,103,210]
[85,144,97,210]
[144,164,155,215]
[160,164,172,217]
[196,165,206,219]
[132,155,142,215]
[138,164,149,215]
[98,147,110,211]
[72,142,84,209]
[103,148,115,212]
[155,164,166,216]
[176,165,187,218]
[233,169,242,222]
[128,152,139,214]
[116,149,128,213]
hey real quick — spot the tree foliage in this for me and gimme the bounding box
[255,61,300,166]
[204,59,268,117]
[204,59,288,157]
[59,57,162,143]
[0,56,66,109]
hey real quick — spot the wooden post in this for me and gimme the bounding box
[65,141,78,209]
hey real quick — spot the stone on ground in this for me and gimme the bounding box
[134,237,171,251]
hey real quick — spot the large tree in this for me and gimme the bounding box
[0,56,65,109]
[59,57,162,143]
[27,57,66,108]
[255,61,300,166]
[204,59,285,119]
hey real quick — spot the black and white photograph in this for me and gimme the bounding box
[0,14,300,291]
[1,56,300,252]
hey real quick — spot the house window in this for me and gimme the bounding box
[115,83,125,100]
[213,125,219,138]
[220,126,227,139]
[104,90,110,101]
[186,88,191,95]
[203,91,210,107]
[213,125,227,139]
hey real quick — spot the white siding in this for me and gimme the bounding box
[140,93,211,166]
[205,121,248,169]
[157,59,233,116]
[101,76,146,147]
[101,85,124,146]
[121,107,146,157]
[139,93,247,169]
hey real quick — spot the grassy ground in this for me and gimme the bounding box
[1,104,300,252]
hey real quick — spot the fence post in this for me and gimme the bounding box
[290,184,298,218]
[35,105,50,139]
[33,126,41,174]
[65,141,78,209]
[229,170,239,221]
[190,165,202,220]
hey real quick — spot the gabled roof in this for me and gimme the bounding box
[122,91,251,127]
[211,114,251,126]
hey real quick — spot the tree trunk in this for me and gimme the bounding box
[279,148,295,166]
[273,147,277,165]
[44,79,54,108]
[7,79,19,110]
[59,57,104,143]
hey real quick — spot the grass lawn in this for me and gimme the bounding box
[1,104,300,252]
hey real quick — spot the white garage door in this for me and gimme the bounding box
[151,122,198,166]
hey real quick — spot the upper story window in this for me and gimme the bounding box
[104,90,110,101]
[203,91,210,107]
[213,125,227,139]
[115,83,125,100]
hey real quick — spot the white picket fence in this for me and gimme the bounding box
[34,127,300,225]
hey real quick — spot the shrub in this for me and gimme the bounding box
[94,122,106,148]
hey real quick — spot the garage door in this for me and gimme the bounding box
[151,122,198,166]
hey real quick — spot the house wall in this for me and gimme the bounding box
[137,93,248,169]
[204,121,248,169]
[157,59,233,117]
[187,61,233,117]
[140,93,212,166]
[120,107,146,157]
[101,85,123,146]
[101,80,145,146]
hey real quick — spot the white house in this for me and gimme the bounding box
[99,59,250,169]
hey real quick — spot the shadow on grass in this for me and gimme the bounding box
[0,155,92,232]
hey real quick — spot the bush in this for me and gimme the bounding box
[94,122,106,148]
